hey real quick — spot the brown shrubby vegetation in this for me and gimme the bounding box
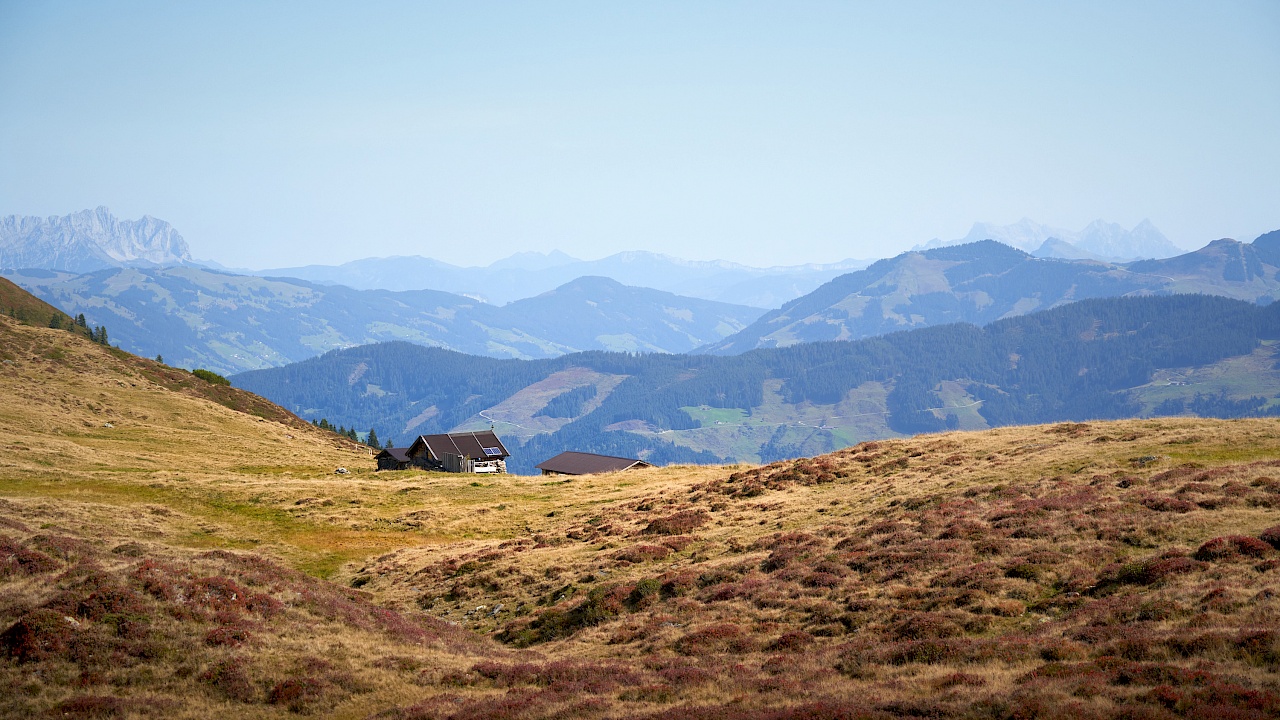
[381,421,1280,719]
[4,314,1280,717]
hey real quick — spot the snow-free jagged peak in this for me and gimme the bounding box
[0,206,192,272]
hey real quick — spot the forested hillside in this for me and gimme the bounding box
[233,294,1280,473]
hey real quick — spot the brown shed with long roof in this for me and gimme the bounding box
[535,450,652,476]
[375,447,412,471]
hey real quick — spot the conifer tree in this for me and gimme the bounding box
[48,314,63,329]
[367,427,380,448]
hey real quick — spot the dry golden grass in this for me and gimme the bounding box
[2,314,1280,719]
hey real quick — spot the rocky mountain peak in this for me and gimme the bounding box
[0,207,192,272]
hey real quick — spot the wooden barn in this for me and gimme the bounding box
[407,431,510,473]
[374,447,412,471]
[535,450,652,476]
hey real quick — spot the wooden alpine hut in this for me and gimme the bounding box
[407,431,511,473]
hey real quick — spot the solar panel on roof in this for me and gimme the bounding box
[482,446,503,456]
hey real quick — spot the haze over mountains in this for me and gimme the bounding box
[915,217,1185,261]
[256,251,870,307]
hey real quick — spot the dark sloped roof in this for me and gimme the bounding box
[409,431,510,460]
[376,447,411,463]
[535,451,651,475]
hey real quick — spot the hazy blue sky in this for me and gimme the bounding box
[1,1,1277,268]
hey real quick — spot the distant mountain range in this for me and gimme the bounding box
[5,207,1278,384]
[916,218,1185,261]
[3,268,763,374]
[0,207,193,272]
[232,294,1280,473]
[700,232,1280,354]
[256,251,870,307]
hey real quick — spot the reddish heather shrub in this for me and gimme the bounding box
[199,658,257,702]
[1166,631,1232,658]
[1102,553,1201,586]
[768,630,816,652]
[1259,525,1280,550]
[76,585,149,621]
[471,660,538,685]
[700,578,759,603]
[1149,464,1205,485]
[614,544,672,564]
[1038,639,1089,662]
[888,613,963,641]
[804,571,842,588]
[49,695,133,718]
[660,535,695,552]
[762,546,808,573]
[205,624,252,647]
[937,519,989,540]
[471,660,638,697]
[28,534,94,560]
[882,639,962,665]
[1195,536,1273,562]
[1140,495,1197,513]
[189,576,252,612]
[0,535,59,577]
[530,660,640,693]
[619,684,675,703]
[659,570,699,598]
[130,559,189,604]
[696,561,752,587]
[656,664,714,687]
[643,510,709,535]
[1176,482,1218,496]
[1235,630,1280,665]
[0,608,79,662]
[1143,679,1280,717]
[268,677,327,713]
[673,623,757,655]
[366,606,439,645]
[934,672,987,688]
[930,562,1002,592]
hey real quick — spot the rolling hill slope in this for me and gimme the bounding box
[4,311,1280,718]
